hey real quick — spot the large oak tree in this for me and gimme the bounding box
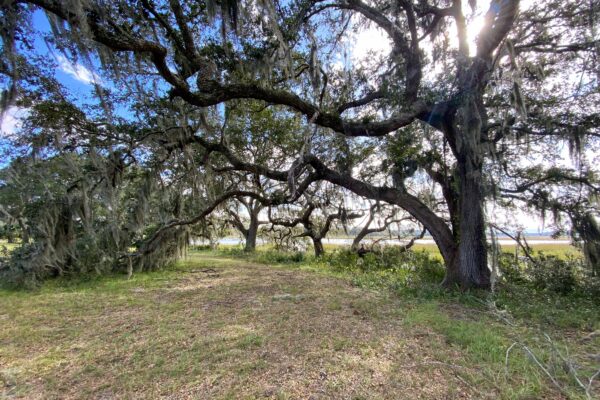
[1,0,598,289]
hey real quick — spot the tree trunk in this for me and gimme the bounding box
[6,228,15,244]
[244,216,258,252]
[20,229,29,244]
[313,237,324,257]
[306,153,486,288]
[351,231,368,251]
[18,219,29,244]
[442,97,490,290]
[442,168,490,289]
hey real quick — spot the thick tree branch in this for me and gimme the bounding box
[336,90,385,113]
[477,0,520,59]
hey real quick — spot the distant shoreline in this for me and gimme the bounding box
[192,237,573,246]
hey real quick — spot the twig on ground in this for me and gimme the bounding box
[188,268,217,274]
[505,341,566,395]
[543,333,588,394]
[586,369,600,398]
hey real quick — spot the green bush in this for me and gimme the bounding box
[255,250,306,264]
[315,247,445,288]
[497,252,600,297]
[581,275,600,298]
[498,253,527,284]
[529,254,579,294]
[189,244,213,251]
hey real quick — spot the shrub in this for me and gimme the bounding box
[255,250,305,264]
[529,254,579,294]
[189,244,213,251]
[581,274,600,298]
[498,253,527,283]
[414,253,446,284]
[498,252,594,296]
[316,247,445,288]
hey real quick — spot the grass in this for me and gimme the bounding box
[1,247,598,399]
[0,239,19,257]
[323,241,580,261]
[410,242,581,260]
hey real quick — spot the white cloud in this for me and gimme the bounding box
[350,22,391,65]
[330,59,345,72]
[0,106,27,137]
[55,54,101,85]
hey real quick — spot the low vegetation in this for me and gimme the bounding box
[1,244,598,399]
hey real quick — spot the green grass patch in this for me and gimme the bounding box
[1,248,598,399]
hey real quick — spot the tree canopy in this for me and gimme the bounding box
[0,0,599,289]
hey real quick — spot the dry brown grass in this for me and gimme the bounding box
[0,255,486,399]
[3,252,596,399]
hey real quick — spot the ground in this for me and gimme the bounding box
[1,251,598,399]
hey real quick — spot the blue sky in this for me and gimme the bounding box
[1,10,105,167]
[1,10,102,133]
[33,11,103,93]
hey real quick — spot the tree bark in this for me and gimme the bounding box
[441,93,491,289]
[351,211,375,251]
[20,228,29,244]
[244,216,259,252]
[351,230,369,251]
[441,164,490,289]
[312,237,324,257]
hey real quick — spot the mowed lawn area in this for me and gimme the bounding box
[1,250,599,399]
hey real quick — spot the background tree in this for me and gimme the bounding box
[269,186,363,257]
[351,201,413,251]
[226,195,268,252]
